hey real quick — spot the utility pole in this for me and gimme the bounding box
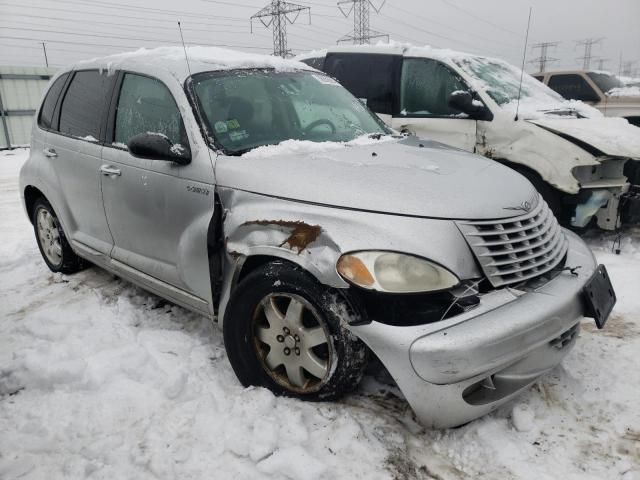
[337,0,388,45]
[529,41,558,73]
[251,0,310,57]
[576,38,603,70]
[41,42,49,68]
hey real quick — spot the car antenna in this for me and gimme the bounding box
[514,7,532,121]
[177,21,192,76]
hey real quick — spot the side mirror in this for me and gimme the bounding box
[448,91,493,121]
[127,132,191,165]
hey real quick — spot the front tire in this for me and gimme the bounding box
[32,198,84,274]
[223,261,367,401]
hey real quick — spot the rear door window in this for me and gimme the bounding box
[113,73,186,148]
[323,53,399,115]
[547,74,600,102]
[38,73,69,130]
[400,58,469,117]
[58,70,112,141]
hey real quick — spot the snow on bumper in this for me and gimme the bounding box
[350,230,597,429]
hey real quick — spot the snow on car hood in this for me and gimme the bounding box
[215,136,536,220]
[528,117,640,159]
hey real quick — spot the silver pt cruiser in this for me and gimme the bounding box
[19,47,615,428]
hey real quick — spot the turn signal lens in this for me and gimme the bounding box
[337,255,375,288]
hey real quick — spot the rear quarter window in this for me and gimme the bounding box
[38,73,69,130]
[323,53,399,115]
[300,57,325,70]
[58,70,112,141]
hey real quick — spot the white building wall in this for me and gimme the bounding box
[0,66,58,148]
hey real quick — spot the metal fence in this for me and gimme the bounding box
[0,66,58,149]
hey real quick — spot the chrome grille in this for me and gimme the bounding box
[457,195,568,288]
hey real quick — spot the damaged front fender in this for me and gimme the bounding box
[477,117,599,194]
[215,187,482,325]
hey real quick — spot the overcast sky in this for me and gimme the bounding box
[1,0,638,75]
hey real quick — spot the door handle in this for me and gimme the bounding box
[43,148,57,158]
[100,165,121,176]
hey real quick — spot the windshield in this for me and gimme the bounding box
[587,72,625,93]
[190,70,387,154]
[454,56,564,106]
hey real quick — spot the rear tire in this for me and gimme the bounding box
[32,197,84,274]
[223,261,367,401]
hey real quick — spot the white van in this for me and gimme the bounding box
[299,45,640,230]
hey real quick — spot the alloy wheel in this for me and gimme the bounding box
[252,293,334,393]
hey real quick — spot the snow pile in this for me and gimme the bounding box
[2,149,640,479]
[241,134,397,159]
[607,86,640,97]
[81,46,312,80]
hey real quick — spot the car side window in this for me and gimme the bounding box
[547,74,600,102]
[323,53,397,115]
[58,70,111,141]
[114,73,185,148]
[38,73,69,130]
[400,58,468,117]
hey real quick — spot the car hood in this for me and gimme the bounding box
[528,117,640,159]
[215,137,536,220]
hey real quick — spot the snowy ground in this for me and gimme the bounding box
[1,148,638,480]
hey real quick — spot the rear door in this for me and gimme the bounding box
[46,69,115,256]
[100,71,213,305]
[392,57,477,151]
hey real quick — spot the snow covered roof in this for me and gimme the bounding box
[75,46,313,82]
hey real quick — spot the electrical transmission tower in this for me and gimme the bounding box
[251,0,310,57]
[576,38,603,70]
[595,58,609,71]
[337,0,388,45]
[621,60,638,77]
[529,41,559,73]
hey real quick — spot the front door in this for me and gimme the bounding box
[100,72,214,304]
[392,57,477,151]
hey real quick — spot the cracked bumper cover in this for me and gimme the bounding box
[349,230,596,429]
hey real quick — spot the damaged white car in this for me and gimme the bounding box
[300,45,640,230]
[20,47,616,428]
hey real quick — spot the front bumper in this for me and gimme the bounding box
[349,230,596,428]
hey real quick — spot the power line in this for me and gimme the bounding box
[0,11,261,35]
[0,2,251,28]
[389,1,522,53]
[437,0,533,40]
[337,0,388,45]
[529,41,559,73]
[251,1,311,57]
[0,28,274,51]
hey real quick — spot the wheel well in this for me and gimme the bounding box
[23,186,45,223]
[237,255,290,284]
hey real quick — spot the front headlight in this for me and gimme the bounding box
[336,251,459,293]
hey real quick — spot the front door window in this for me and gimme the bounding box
[400,58,469,117]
